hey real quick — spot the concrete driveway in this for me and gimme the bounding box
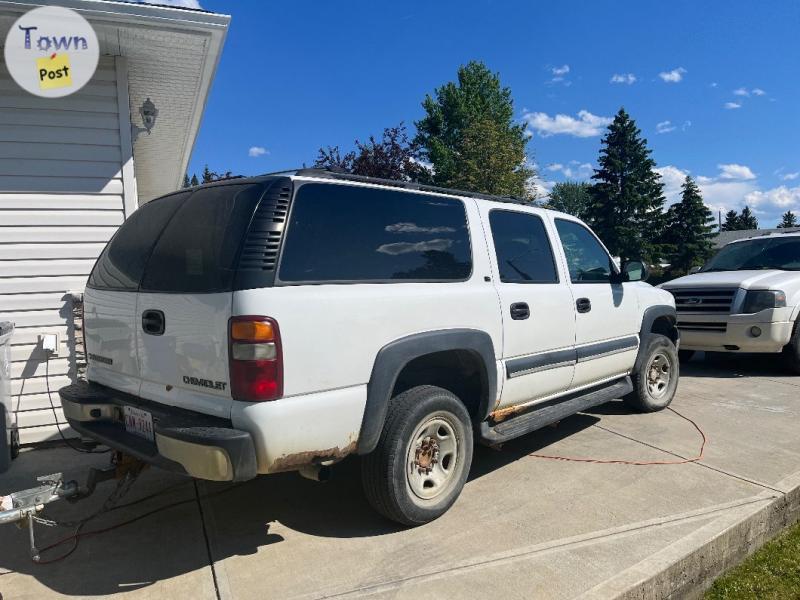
[1,356,799,599]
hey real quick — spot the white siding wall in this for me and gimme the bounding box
[0,56,137,444]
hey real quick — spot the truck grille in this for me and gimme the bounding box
[668,288,737,314]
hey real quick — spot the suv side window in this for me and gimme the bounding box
[87,192,187,291]
[278,183,472,283]
[555,219,615,283]
[489,210,558,283]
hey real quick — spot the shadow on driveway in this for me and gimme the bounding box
[0,413,599,596]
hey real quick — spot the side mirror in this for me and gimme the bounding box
[622,260,649,282]
[689,266,702,275]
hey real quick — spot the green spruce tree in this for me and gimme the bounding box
[739,206,759,229]
[415,61,534,200]
[587,108,666,262]
[721,210,741,231]
[777,210,798,228]
[664,176,716,274]
[182,173,190,188]
[190,174,199,187]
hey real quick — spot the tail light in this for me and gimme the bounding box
[229,316,282,402]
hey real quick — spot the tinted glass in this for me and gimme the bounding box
[87,193,187,291]
[279,183,471,282]
[489,210,558,283]
[702,237,800,272]
[555,219,615,283]
[140,184,264,293]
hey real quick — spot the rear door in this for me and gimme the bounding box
[135,183,266,419]
[84,193,187,394]
[480,206,577,410]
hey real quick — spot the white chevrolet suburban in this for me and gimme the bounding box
[662,232,800,372]
[60,170,679,525]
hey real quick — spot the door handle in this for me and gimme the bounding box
[576,298,592,313]
[141,309,165,335]
[510,302,530,320]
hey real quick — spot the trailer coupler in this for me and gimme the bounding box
[0,452,145,560]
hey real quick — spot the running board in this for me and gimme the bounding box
[479,377,633,444]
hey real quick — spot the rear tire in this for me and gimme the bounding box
[624,334,679,412]
[678,349,695,363]
[781,320,800,374]
[361,385,473,526]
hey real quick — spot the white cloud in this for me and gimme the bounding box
[659,164,800,225]
[248,146,268,157]
[724,101,742,110]
[656,120,676,134]
[610,73,636,85]
[682,120,692,131]
[546,64,571,86]
[546,161,593,179]
[752,88,766,96]
[710,82,718,88]
[139,0,202,7]
[782,172,799,181]
[377,239,453,255]
[523,109,612,138]
[733,87,749,97]
[745,186,800,210]
[718,163,756,180]
[655,165,690,205]
[384,222,455,234]
[658,67,686,83]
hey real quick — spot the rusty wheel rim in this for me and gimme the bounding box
[406,416,458,501]
[646,352,672,399]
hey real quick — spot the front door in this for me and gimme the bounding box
[481,207,576,410]
[551,217,640,390]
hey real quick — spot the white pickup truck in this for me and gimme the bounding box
[662,231,800,371]
[60,169,679,525]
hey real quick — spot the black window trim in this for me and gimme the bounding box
[488,208,561,285]
[273,181,475,286]
[554,217,621,285]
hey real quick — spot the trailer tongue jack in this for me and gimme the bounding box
[0,452,146,561]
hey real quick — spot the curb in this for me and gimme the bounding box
[580,471,800,599]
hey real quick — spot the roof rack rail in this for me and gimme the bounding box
[292,167,532,206]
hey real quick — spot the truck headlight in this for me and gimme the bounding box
[740,290,787,314]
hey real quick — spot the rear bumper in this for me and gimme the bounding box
[59,381,257,482]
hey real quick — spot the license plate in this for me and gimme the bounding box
[123,406,154,442]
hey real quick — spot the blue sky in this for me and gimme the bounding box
[182,0,800,227]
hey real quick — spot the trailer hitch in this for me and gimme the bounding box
[0,452,145,561]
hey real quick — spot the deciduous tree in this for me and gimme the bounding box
[315,123,426,181]
[414,61,533,199]
[544,181,592,219]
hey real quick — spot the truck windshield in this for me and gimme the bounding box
[702,237,800,272]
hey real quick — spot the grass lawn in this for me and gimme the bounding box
[705,519,800,599]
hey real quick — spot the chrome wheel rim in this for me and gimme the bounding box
[406,416,459,500]
[646,352,672,399]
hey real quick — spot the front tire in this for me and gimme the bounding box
[361,385,473,526]
[782,321,800,374]
[624,334,679,412]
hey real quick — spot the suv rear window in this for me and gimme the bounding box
[140,184,265,293]
[278,183,472,283]
[87,192,187,291]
